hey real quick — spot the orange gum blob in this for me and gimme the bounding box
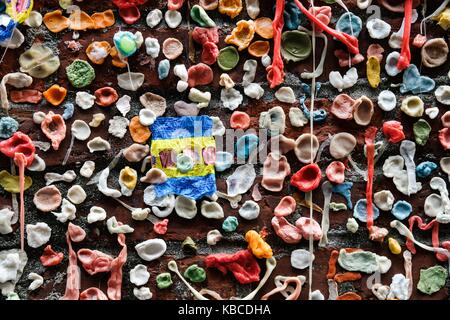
[248,41,270,57]
[43,10,70,33]
[129,116,151,143]
[43,84,67,106]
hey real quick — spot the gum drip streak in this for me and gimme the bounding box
[397,0,413,70]
[268,0,360,88]
[365,127,377,234]
[308,0,316,300]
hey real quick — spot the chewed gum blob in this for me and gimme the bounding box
[41,111,66,150]
[291,163,322,192]
[225,20,255,51]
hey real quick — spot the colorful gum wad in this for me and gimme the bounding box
[218,0,243,19]
[43,84,67,106]
[41,111,67,151]
[192,27,219,65]
[0,131,35,167]
[86,41,112,65]
[439,128,450,150]
[187,63,213,87]
[382,120,405,143]
[307,5,331,32]
[290,163,322,192]
[225,20,256,51]
[254,17,274,39]
[10,89,42,104]
[110,47,128,68]
[367,56,381,88]
[69,10,95,31]
[204,249,261,284]
[201,42,219,65]
[248,40,270,57]
[0,170,32,193]
[245,230,273,259]
[168,0,185,10]
[43,10,70,33]
[95,87,119,106]
[433,7,450,30]
[40,245,64,267]
[129,116,151,143]
[91,10,116,29]
[113,0,147,25]
[118,5,141,24]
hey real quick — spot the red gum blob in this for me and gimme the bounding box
[77,249,114,275]
[80,288,108,300]
[295,217,323,240]
[413,34,427,48]
[331,94,354,120]
[267,0,285,88]
[113,0,147,8]
[192,27,219,45]
[202,146,216,164]
[396,0,413,70]
[334,49,364,67]
[68,222,86,242]
[201,41,219,65]
[0,131,35,167]
[154,219,169,235]
[290,163,322,192]
[293,0,359,54]
[230,111,250,130]
[383,120,405,143]
[326,161,345,184]
[274,196,297,217]
[439,128,450,150]
[204,250,261,284]
[41,111,66,151]
[261,153,291,192]
[40,245,64,267]
[10,89,43,104]
[168,0,185,10]
[365,127,377,233]
[119,5,141,24]
[95,87,119,107]
[107,233,127,300]
[406,216,447,261]
[271,216,302,244]
[367,44,384,62]
[308,6,331,32]
[187,63,213,87]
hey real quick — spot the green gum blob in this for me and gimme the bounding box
[281,30,312,62]
[66,59,96,88]
[156,272,173,289]
[218,46,240,71]
[413,119,432,146]
[417,265,448,295]
[190,5,216,27]
[184,264,207,283]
